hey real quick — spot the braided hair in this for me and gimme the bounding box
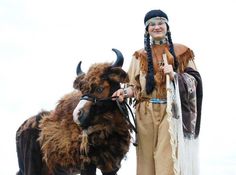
[144,9,179,94]
[144,32,155,94]
[166,26,178,71]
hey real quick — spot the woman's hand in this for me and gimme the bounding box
[112,89,126,102]
[162,53,175,80]
[162,64,174,80]
[112,86,134,102]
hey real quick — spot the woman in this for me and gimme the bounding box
[113,9,203,175]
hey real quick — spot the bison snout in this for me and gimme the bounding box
[73,109,90,128]
[73,105,82,125]
[73,100,87,124]
[73,110,81,125]
[73,99,92,128]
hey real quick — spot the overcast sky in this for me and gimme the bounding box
[1,0,236,174]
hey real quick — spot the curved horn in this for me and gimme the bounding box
[76,61,84,75]
[111,48,124,67]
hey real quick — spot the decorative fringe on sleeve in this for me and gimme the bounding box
[174,44,195,73]
[133,49,148,74]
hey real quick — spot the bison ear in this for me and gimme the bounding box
[108,67,129,83]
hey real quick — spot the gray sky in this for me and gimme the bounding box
[1,0,236,174]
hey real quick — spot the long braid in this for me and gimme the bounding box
[144,32,155,94]
[166,30,179,71]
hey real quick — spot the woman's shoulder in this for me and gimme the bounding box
[173,43,194,59]
[133,48,146,59]
[132,44,195,58]
[174,43,196,72]
[131,48,148,73]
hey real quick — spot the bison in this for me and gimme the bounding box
[16,49,133,175]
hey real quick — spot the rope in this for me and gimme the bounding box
[115,98,138,146]
[115,99,137,133]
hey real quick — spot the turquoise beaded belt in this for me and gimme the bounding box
[149,98,167,104]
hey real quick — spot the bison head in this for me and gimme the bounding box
[72,49,129,128]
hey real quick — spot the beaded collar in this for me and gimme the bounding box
[151,38,168,45]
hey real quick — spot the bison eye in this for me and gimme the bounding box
[95,86,104,93]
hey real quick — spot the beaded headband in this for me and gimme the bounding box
[145,17,168,27]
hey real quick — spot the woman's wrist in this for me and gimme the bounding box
[123,88,129,98]
[123,86,134,98]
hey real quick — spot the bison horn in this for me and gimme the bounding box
[111,48,124,67]
[76,61,84,75]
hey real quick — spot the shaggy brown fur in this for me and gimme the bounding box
[38,91,83,171]
[16,61,132,175]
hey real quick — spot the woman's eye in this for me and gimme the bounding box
[149,22,156,27]
[96,87,104,93]
[158,21,164,25]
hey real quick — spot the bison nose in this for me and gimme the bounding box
[77,110,83,117]
[73,108,82,125]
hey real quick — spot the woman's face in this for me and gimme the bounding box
[147,19,167,40]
